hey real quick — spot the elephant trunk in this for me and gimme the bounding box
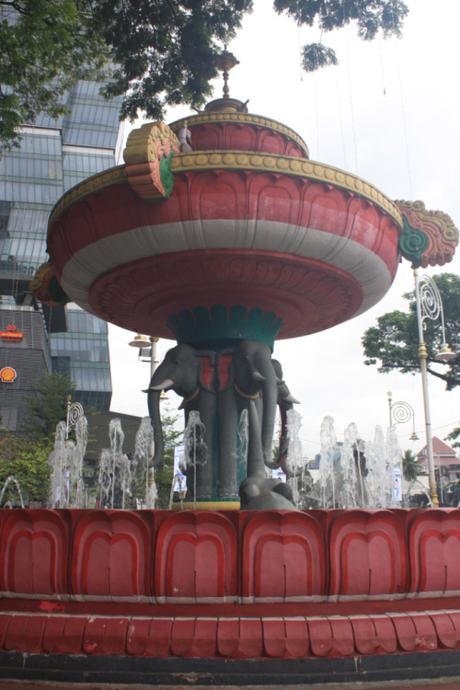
[147,389,164,467]
[259,363,278,468]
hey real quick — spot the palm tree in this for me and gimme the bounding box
[402,449,420,482]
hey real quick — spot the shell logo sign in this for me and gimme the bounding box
[0,367,17,383]
[0,325,23,342]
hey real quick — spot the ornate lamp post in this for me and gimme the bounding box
[387,392,418,440]
[413,271,456,506]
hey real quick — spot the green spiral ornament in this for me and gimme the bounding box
[398,215,430,268]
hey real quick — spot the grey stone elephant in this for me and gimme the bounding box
[145,344,218,499]
[144,340,300,504]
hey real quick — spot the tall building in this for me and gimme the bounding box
[0,79,123,428]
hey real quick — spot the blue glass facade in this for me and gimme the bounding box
[0,78,123,414]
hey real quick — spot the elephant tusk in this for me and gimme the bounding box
[148,378,174,392]
[285,394,300,404]
[252,370,266,382]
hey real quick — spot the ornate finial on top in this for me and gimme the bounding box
[204,49,247,114]
[215,48,239,99]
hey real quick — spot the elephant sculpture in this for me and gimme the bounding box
[145,339,300,504]
[269,359,299,474]
[232,340,278,478]
[145,343,216,499]
[239,476,296,510]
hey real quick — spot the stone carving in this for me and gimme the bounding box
[30,261,69,306]
[124,121,180,199]
[396,199,459,267]
[239,476,296,510]
[145,340,299,504]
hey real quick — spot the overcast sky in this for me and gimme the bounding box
[109,0,460,458]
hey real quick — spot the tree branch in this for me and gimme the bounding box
[426,365,459,387]
[0,1,30,16]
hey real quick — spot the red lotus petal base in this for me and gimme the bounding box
[1,507,460,682]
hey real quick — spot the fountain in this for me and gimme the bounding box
[182,410,208,504]
[48,415,88,508]
[314,416,405,510]
[0,475,24,508]
[97,418,132,509]
[5,57,460,684]
[132,416,157,509]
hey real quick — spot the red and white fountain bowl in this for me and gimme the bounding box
[46,109,402,342]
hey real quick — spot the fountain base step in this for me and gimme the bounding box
[172,499,241,510]
[0,608,458,659]
[1,647,460,686]
[1,507,460,683]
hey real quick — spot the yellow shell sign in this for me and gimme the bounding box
[0,367,17,383]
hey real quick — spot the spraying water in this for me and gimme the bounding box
[317,416,405,509]
[97,418,132,508]
[319,416,338,509]
[285,409,305,506]
[48,415,88,508]
[0,476,24,508]
[183,411,207,503]
[48,421,68,507]
[365,425,387,507]
[71,416,88,507]
[132,417,156,508]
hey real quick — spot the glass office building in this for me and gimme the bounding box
[0,78,123,416]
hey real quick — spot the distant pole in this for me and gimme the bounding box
[150,336,159,378]
[387,391,393,428]
[413,269,439,506]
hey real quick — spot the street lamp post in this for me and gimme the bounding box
[413,270,456,507]
[128,334,159,377]
[128,334,163,507]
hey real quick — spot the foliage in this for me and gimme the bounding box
[96,0,252,124]
[154,463,175,509]
[275,0,408,71]
[155,405,182,508]
[446,425,460,450]
[1,0,408,151]
[0,432,50,504]
[0,372,76,505]
[23,373,74,441]
[362,273,460,390]
[401,448,420,482]
[0,0,109,152]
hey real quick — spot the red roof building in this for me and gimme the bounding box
[417,437,460,482]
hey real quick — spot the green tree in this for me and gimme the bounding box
[402,448,420,482]
[0,432,50,504]
[155,406,182,508]
[274,0,408,72]
[362,273,460,390]
[446,425,460,450]
[24,373,74,441]
[0,0,109,152]
[0,372,74,505]
[1,0,408,152]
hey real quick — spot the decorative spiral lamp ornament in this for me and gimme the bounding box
[419,275,442,328]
